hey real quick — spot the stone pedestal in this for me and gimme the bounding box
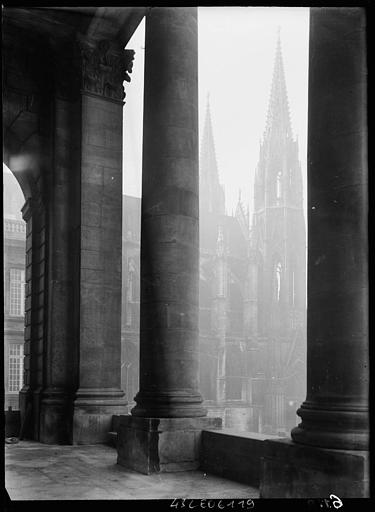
[117,416,222,474]
[260,439,369,498]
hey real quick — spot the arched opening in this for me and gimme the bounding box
[3,165,26,415]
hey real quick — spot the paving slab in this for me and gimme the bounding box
[5,441,259,501]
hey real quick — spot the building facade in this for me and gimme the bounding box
[3,171,26,410]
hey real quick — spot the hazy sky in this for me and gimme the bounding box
[124,7,310,216]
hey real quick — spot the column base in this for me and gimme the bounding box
[260,438,369,498]
[132,390,207,418]
[19,386,40,441]
[292,402,369,450]
[117,416,222,474]
[72,388,127,444]
[39,388,73,444]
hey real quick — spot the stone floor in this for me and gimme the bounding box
[5,441,259,501]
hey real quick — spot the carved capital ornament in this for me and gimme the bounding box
[55,38,135,102]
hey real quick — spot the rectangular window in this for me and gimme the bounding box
[8,343,24,392]
[9,268,25,316]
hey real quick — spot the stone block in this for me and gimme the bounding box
[73,401,127,445]
[260,438,369,498]
[117,416,222,474]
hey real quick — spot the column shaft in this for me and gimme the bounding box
[39,97,80,443]
[132,7,205,418]
[72,91,127,443]
[291,7,368,450]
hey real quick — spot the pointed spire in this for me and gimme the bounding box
[200,93,225,215]
[264,28,292,139]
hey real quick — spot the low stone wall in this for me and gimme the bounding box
[200,429,280,487]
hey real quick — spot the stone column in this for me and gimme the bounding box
[39,91,80,444]
[117,7,221,474]
[260,8,369,498]
[72,39,135,443]
[291,6,368,453]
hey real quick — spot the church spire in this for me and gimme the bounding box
[264,29,292,139]
[200,94,225,215]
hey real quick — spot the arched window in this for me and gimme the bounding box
[276,171,282,201]
[126,258,137,327]
[275,261,282,302]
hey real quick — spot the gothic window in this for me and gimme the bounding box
[9,268,25,316]
[126,259,137,327]
[276,171,282,201]
[200,351,216,401]
[291,270,296,306]
[229,281,243,335]
[257,257,265,335]
[275,261,282,302]
[225,346,244,400]
[126,272,133,326]
[199,279,212,332]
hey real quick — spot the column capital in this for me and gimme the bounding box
[54,37,135,102]
[21,193,44,222]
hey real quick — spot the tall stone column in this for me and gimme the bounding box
[117,7,221,474]
[71,39,135,443]
[291,6,368,453]
[39,89,80,444]
[260,8,369,498]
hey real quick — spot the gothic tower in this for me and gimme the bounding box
[251,31,307,434]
